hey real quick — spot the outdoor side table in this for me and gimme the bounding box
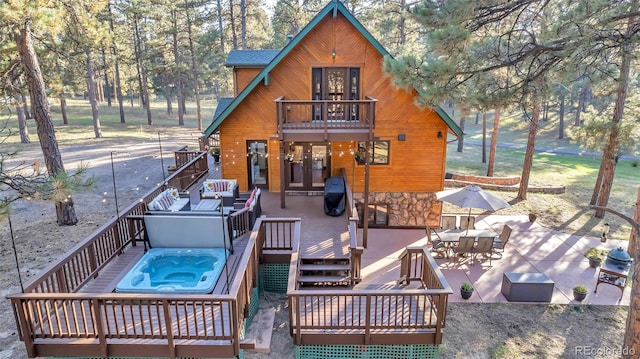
[501,272,554,302]
[595,260,629,299]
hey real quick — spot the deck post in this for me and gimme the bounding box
[279,140,286,208]
[362,141,370,248]
[93,298,108,358]
[162,300,176,358]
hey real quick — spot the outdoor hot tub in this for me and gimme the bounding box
[116,248,228,294]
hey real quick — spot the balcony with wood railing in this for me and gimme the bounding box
[275,97,376,141]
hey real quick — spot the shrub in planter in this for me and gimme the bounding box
[588,255,602,268]
[573,285,588,301]
[460,281,474,300]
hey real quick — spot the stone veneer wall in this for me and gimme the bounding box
[354,192,440,227]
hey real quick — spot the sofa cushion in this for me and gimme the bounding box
[245,188,256,208]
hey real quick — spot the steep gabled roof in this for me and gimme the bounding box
[204,0,462,138]
[225,49,280,68]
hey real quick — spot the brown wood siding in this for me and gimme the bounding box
[234,68,262,96]
[219,13,450,194]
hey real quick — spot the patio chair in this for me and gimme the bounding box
[452,236,475,264]
[459,215,476,230]
[426,225,448,258]
[473,236,495,266]
[441,215,457,229]
[492,224,512,258]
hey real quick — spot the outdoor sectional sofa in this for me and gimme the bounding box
[147,187,190,211]
[200,179,240,206]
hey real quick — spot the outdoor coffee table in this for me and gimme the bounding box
[193,199,221,212]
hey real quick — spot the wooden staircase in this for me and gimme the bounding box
[297,257,352,287]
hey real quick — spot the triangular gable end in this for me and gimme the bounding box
[203,0,462,138]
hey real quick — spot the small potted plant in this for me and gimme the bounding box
[354,149,366,164]
[460,281,474,300]
[528,210,538,222]
[209,147,221,163]
[588,254,602,268]
[573,285,588,301]
[167,164,177,173]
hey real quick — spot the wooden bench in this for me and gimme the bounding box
[501,272,554,302]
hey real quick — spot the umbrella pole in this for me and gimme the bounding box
[466,208,471,235]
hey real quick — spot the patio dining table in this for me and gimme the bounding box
[432,229,497,258]
[433,229,496,243]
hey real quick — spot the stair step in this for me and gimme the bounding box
[299,264,351,271]
[242,307,276,353]
[297,275,351,284]
[300,258,350,265]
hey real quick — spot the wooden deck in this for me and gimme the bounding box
[7,154,451,358]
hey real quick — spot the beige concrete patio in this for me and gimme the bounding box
[259,191,630,306]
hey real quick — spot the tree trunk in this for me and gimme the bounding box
[481,112,487,163]
[574,85,587,126]
[171,9,185,126]
[185,0,202,130]
[558,94,565,139]
[16,20,77,225]
[101,48,112,107]
[15,94,30,143]
[628,188,640,265]
[240,0,247,49]
[21,92,31,119]
[229,0,238,49]
[86,48,102,138]
[217,0,225,55]
[517,103,540,201]
[475,112,479,124]
[165,87,173,115]
[60,96,68,124]
[399,0,406,45]
[456,116,465,152]
[133,15,152,125]
[108,2,125,123]
[594,12,635,219]
[487,108,500,177]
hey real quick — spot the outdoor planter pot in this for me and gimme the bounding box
[588,256,602,268]
[573,285,588,301]
[460,282,474,300]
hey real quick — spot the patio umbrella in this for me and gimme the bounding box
[436,185,511,233]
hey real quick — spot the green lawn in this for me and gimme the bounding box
[446,111,638,240]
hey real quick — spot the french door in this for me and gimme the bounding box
[284,142,330,191]
[247,140,268,189]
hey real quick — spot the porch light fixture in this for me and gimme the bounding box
[437,131,443,139]
[601,222,610,243]
[331,49,336,59]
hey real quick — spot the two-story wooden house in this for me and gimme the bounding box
[203,0,462,228]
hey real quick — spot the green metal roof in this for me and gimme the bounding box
[225,49,280,67]
[203,0,462,138]
[212,98,233,121]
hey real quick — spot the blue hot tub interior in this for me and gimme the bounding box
[116,248,228,294]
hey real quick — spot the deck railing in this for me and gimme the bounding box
[275,97,376,131]
[7,156,284,358]
[288,224,451,346]
[342,168,363,284]
[166,151,208,191]
[8,215,290,358]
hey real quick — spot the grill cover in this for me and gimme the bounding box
[324,176,345,216]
